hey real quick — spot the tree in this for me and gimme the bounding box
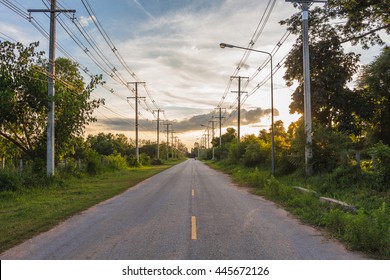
[0,41,104,161]
[326,0,390,49]
[212,127,237,147]
[357,47,390,145]
[282,9,361,132]
[213,127,237,160]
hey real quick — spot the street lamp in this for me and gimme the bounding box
[220,43,275,175]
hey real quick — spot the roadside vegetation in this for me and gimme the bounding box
[193,2,390,259]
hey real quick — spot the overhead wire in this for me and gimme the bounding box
[80,0,162,120]
[214,0,278,129]
[57,0,157,132]
[0,1,142,136]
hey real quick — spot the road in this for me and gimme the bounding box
[0,159,364,259]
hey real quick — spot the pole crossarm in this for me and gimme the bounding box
[28,9,76,13]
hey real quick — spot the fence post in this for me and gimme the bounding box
[355,150,361,170]
[19,159,23,176]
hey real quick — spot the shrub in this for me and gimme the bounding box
[246,167,268,188]
[369,142,390,190]
[344,204,390,255]
[264,176,293,201]
[323,208,349,236]
[151,158,163,165]
[227,143,242,164]
[86,150,103,175]
[0,168,22,191]
[57,158,79,176]
[139,153,151,166]
[106,154,127,170]
[242,142,269,167]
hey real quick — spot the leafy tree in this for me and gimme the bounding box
[282,12,361,130]
[287,118,351,173]
[87,133,116,156]
[326,0,390,48]
[213,127,237,160]
[0,41,103,161]
[357,47,390,145]
[242,138,269,168]
[139,143,157,158]
[212,127,237,147]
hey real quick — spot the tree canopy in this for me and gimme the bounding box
[0,41,104,160]
[357,47,390,145]
[281,2,389,137]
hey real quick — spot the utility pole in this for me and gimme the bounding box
[209,120,218,160]
[28,0,76,176]
[231,76,248,144]
[174,136,179,159]
[164,122,172,160]
[215,107,225,146]
[153,109,164,159]
[127,82,145,163]
[171,130,175,159]
[286,0,326,176]
[201,125,211,150]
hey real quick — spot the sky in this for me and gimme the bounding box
[0,0,388,148]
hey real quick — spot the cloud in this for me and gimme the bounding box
[96,105,279,136]
[79,15,96,27]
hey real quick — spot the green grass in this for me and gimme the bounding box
[0,162,180,253]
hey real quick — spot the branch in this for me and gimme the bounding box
[0,130,33,157]
[340,24,390,44]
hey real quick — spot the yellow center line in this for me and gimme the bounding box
[191,216,197,240]
[192,189,195,197]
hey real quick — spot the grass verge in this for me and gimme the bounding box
[206,160,390,259]
[0,161,181,253]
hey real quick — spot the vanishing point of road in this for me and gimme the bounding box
[0,159,364,260]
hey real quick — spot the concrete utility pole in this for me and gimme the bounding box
[209,120,218,160]
[28,0,76,176]
[286,0,327,176]
[201,125,211,149]
[215,107,225,147]
[171,130,175,159]
[153,109,164,159]
[231,76,249,144]
[127,82,145,163]
[164,123,172,160]
[174,136,179,159]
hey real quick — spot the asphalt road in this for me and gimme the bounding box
[0,159,365,259]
